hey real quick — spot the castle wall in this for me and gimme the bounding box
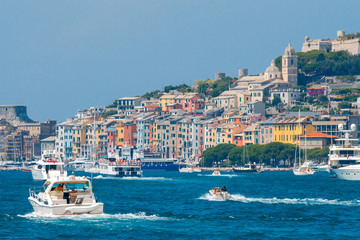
[302,40,332,53]
[331,39,360,55]
[0,105,35,124]
[302,35,360,55]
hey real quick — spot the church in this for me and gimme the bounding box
[230,43,298,102]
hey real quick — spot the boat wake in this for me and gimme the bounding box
[198,193,228,201]
[199,193,360,206]
[91,176,172,181]
[197,174,238,178]
[18,211,171,221]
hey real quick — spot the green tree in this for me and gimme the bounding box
[272,96,281,106]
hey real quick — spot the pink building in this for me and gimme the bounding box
[307,87,325,97]
[181,95,204,113]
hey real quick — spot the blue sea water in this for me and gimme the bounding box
[1,170,360,239]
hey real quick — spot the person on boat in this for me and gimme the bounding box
[54,184,64,193]
[222,186,227,192]
[213,187,217,194]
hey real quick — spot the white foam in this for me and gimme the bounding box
[198,174,238,178]
[199,193,360,206]
[198,193,227,201]
[229,194,360,206]
[91,176,172,181]
[18,211,170,221]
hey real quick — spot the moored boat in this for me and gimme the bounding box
[329,124,360,180]
[28,175,103,215]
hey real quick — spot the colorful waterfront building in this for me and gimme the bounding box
[272,116,315,144]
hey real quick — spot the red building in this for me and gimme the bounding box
[124,123,137,146]
[307,87,325,97]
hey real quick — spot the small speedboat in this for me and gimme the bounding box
[209,187,231,200]
[212,170,221,176]
[28,175,103,215]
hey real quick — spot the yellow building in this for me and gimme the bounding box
[115,122,125,146]
[210,123,240,146]
[72,118,92,159]
[159,94,176,111]
[272,116,315,144]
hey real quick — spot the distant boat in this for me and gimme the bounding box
[212,170,221,176]
[293,110,314,176]
[31,150,67,180]
[233,163,259,173]
[179,166,201,173]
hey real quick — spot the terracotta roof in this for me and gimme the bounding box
[300,132,337,138]
[308,87,324,90]
[144,104,161,108]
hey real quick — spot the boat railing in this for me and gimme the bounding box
[29,186,46,199]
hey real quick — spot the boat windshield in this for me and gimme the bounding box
[51,182,90,192]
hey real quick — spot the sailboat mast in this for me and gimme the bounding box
[298,110,301,166]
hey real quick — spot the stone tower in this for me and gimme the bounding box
[282,43,298,86]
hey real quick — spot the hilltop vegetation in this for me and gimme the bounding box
[142,76,236,100]
[275,50,360,85]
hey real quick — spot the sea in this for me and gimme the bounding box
[1,170,360,239]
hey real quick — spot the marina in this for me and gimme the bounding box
[2,170,360,239]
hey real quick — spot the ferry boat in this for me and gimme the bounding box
[31,150,67,180]
[86,146,142,177]
[329,124,360,180]
[28,175,103,215]
[112,146,185,171]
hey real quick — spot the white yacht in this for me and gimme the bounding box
[329,124,360,180]
[31,150,67,180]
[28,175,103,215]
[67,157,94,172]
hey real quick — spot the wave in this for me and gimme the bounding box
[18,211,171,221]
[199,193,360,206]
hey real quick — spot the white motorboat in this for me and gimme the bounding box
[31,150,67,180]
[179,166,201,173]
[28,175,103,215]
[212,170,221,176]
[66,157,94,172]
[329,124,360,180]
[209,187,231,200]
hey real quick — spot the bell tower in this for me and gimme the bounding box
[282,43,298,86]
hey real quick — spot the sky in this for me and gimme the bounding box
[0,0,359,122]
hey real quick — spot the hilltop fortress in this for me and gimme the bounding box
[302,30,360,55]
[0,105,35,124]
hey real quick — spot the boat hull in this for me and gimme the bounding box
[29,197,103,215]
[233,169,258,173]
[330,168,360,180]
[141,164,186,171]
